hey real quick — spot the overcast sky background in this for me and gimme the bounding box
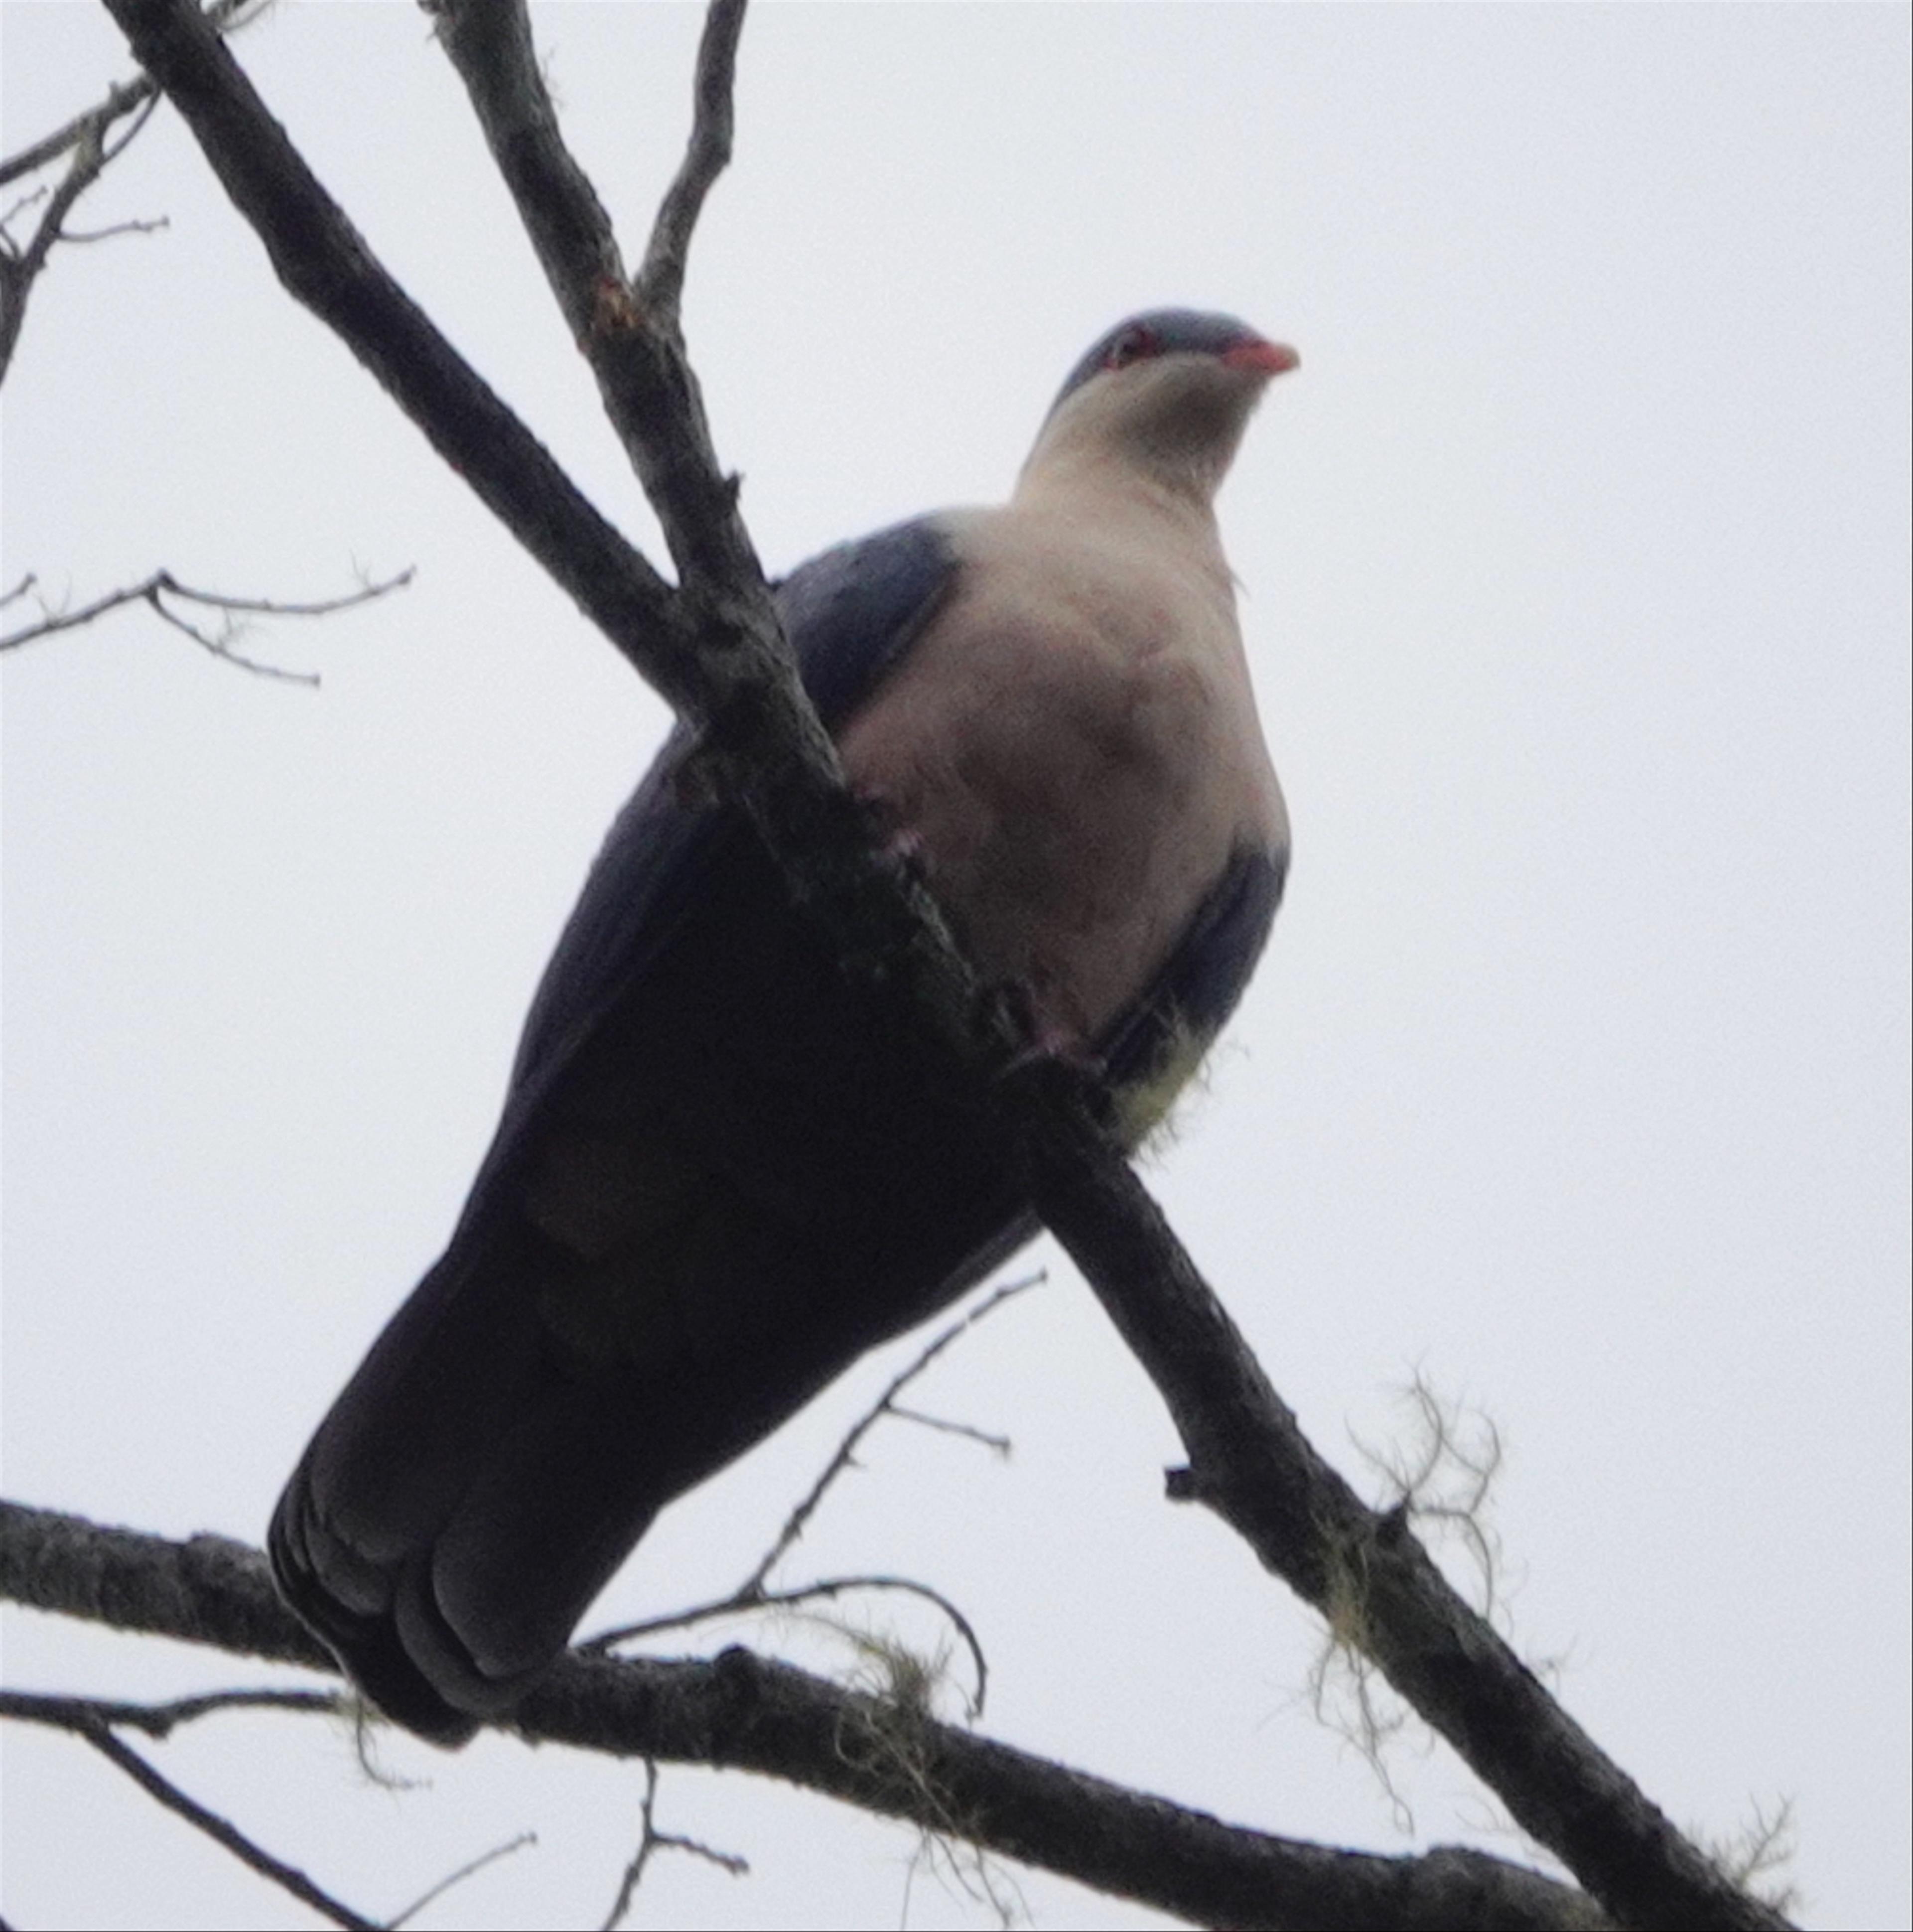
[3,4,1909,1929]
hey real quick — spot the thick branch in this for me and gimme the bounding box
[0,1503,1609,1932]
[86,6,1791,1929]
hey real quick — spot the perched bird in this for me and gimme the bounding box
[270,309,1297,1743]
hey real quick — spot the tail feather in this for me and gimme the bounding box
[269,1147,1028,1741]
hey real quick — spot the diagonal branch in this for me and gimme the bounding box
[99,0,870,976]
[86,5,1791,1929]
[80,1729,377,1930]
[739,1273,1037,1598]
[4,1688,376,1929]
[0,1503,1612,1932]
[386,1832,538,1931]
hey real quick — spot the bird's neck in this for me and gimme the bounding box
[1011,438,1227,567]
[1020,430,1229,522]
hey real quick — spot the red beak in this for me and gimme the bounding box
[1224,338,1300,377]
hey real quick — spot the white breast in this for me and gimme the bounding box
[835,497,1285,1043]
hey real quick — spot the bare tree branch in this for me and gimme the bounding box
[1,1502,1615,1932]
[1,78,154,191]
[0,0,255,383]
[0,1686,346,1736]
[68,5,1794,1928]
[386,1831,537,1932]
[58,211,171,243]
[98,0,699,707]
[584,1277,1036,1719]
[1,97,127,381]
[601,1760,748,1932]
[637,0,746,318]
[593,1575,991,1727]
[0,565,412,681]
[425,0,757,600]
[884,1405,1013,1454]
[743,1274,1037,1598]
[3,1687,377,1930]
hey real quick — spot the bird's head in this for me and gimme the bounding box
[1023,309,1299,505]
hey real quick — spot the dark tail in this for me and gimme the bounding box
[268,1215,682,1745]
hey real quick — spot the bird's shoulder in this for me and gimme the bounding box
[489,515,966,1115]
[774,513,966,728]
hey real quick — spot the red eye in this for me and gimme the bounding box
[1105,326,1158,371]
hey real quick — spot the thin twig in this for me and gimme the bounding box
[585,1274,1035,1622]
[0,0,257,190]
[0,565,412,682]
[750,1275,1039,1594]
[0,4,249,382]
[5,1667,354,1920]
[602,1760,747,1932]
[63,213,170,244]
[107,0,694,703]
[594,1574,990,1722]
[0,79,152,191]
[0,111,110,380]
[585,1278,1033,1713]
[1,184,50,234]
[885,1406,1013,1455]
[75,1725,376,1930]
[146,598,323,682]
[386,1830,537,1930]
[96,85,165,168]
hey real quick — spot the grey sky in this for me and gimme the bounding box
[3,4,1909,1928]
